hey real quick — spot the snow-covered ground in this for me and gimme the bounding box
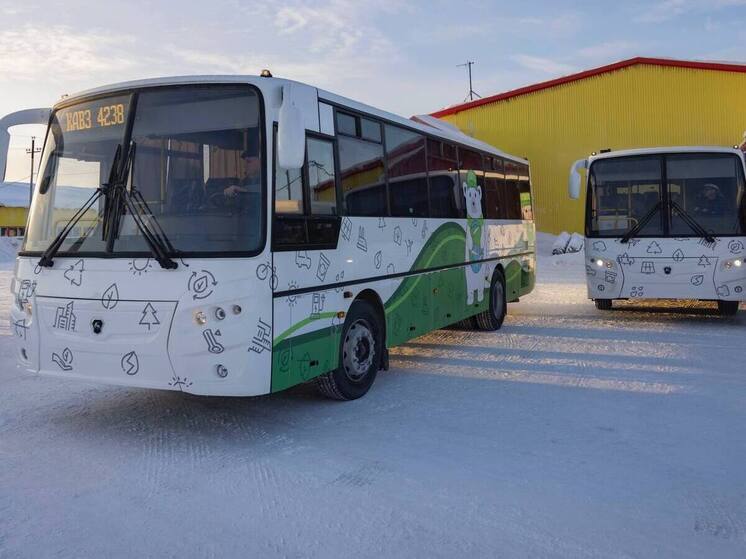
[2,235,746,558]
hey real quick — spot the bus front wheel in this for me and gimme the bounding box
[717,300,740,316]
[474,268,507,331]
[595,299,613,310]
[316,300,383,400]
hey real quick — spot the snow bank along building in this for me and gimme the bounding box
[430,57,746,234]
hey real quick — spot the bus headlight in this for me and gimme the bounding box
[592,258,614,269]
[724,258,743,270]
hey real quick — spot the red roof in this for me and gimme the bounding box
[429,57,746,118]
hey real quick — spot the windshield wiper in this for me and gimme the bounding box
[106,142,177,270]
[620,200,662,244]
[670,200,716,244]
[38,145,124,267]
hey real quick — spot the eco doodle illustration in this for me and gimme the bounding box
[101,283,119,310]
[52,348,74,371]
[64,259,85,286]
[189,269,218,299]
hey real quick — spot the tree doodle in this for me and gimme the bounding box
[188,270,218,300]
[698,255,712,267]
[101,283,119,310]
[256,261,278,290]
[52,348,74,371]
[295,250,312,270]
[139,303,160,330]
[64,259,85,286]
[121,351,139,375]
[617,253,635,266]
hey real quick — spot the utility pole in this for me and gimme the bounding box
[457,60,481,102]
[26,136,41,207]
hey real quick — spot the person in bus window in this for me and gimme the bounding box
[694,183,727,216]
[223,153,261,199]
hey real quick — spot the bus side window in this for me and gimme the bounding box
[307,137,337,216]
[484,157,504,219]
[518,163,533,221]
[458,147,485,218]
[427,139,462,218]
[274,131,342,250]
[503,160,523,220]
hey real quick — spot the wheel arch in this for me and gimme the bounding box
[353,288,387,345]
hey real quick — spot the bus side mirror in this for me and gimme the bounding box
[277,85,305,170]
[568,158,587,200]
[0,107,51,182]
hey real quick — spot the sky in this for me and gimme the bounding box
[2,0,746,181]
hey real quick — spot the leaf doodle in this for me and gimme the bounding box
[121,351,140,376]
[101,283,120,310]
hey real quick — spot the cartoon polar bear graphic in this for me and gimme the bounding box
[463,170,486,304]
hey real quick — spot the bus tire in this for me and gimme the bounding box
[595,299,613,310]
[717,300,740,316]
[473,268,507,331]
[316,300,382,401]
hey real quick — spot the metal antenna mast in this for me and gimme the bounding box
[457,60,481,102]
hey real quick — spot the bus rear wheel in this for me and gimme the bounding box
[316,300,383,401]
[717,300,740,316]
[595,299,613,310]
[474,268,507,331]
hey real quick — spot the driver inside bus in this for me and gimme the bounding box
[223,151,261,199]
[694,183,727,215]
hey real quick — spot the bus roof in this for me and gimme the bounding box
[588,146,746,162]
[53,75,528,165]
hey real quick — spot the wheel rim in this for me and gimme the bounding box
[342,319,376,382]
[492,281,504,318]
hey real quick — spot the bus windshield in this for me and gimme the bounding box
[588,153,746,238]
[24,84,264,256]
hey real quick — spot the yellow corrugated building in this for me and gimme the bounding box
[431,57,746,234]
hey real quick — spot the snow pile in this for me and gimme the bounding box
[536,231,586,286]
[551,231,584,254]
[0,236,21,263]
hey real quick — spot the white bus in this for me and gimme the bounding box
[569,147,746,315]
[8,74,535,400]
